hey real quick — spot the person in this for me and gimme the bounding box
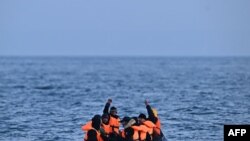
[119,117,140,141]
[138,113,156,141]
[103,99,120,134]
[126,117,152,141]
[133,117,152,141]
[144,100,164,141]
[101,113,111,135]
[124,127,135,141]
[82,115,104,141]
[87,130,98,141]
[120,116,132,129]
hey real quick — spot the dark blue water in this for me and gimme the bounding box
[0,57,250,141]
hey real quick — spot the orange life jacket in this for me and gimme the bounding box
[132,125,148,141]
[153,118,161,136]
[82,121,111,135]
[121,126,139,141]
[82,121,103,141]
[142,120,156,135]
[102,123,111,135]
[82,121,92,131]
[109,116,120,134]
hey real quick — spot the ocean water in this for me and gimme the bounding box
[0,57,250,141]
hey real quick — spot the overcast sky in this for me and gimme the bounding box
[0,0,250,56]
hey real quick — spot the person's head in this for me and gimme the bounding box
[91,115,101,130]
[132,117,139,126]
[138,113,146,124]
[124,127,134,139]
[121,116,131,127]
[101,113,109,124]
[87,129,98,141]
[110,106,117,116]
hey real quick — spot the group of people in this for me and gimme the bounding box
[81,99,165,141]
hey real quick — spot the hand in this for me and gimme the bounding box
[145,99,149,106]
[107,99,112,104]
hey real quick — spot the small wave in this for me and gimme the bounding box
[34,85,54,90]
[12,85,26,89]
[198,91,213,95]
[58,130,74,133]
[71,101,82,106]
[85,88,91,92]
[173,107,189,112]
[191,85,199,89]
[190,111,215,115]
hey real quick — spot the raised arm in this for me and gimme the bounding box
[145,100,157,123]
[103,99,112,114]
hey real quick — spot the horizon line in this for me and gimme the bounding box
[0,54,250,58]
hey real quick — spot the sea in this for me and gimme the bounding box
[0,56,249,141]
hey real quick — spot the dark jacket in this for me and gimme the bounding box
[146,105,158,124]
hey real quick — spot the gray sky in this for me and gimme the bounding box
[0,0,250,56]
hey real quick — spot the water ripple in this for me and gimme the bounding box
[0,57,250,141]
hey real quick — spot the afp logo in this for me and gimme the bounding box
[224,125,249,141]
